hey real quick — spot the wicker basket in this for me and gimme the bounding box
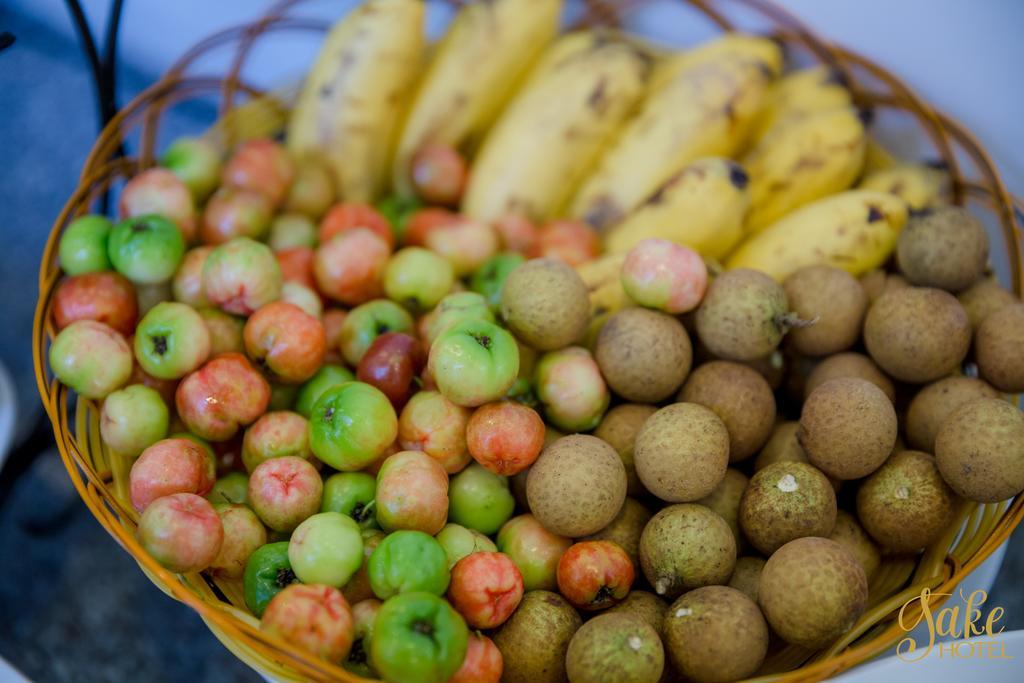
[32,1,1024,681]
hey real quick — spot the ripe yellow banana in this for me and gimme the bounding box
[392,0,562,197]
[745,65,853,148]
[461,31,651,223]
[858,162,951,210]
[742,106,867,234]
[726,190,909,281]
[287,0,424,202]
[568,34,782,230]
[604,157,751,259]
[863,138,898,173]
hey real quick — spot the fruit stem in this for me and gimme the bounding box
[775,311,818,332]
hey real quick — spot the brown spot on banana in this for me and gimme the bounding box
[867,205,884,222]
[588,77,610,113]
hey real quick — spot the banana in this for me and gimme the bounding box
[568,34,782,230]
[858,162,951,210]
[287,0,424,202]
[745,65,853,148]
[575,253,632,349]
[726,190,908,281]
[742,106,867,234]
[392,0,562,197]
[863,138,898,173]
[461,31,651,223]
[604,157,751,259]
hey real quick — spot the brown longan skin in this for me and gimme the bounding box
[679,361,776,462]
[957,278,1017,332]
[860,269,909,304]
[828,510,881,580]
[896,206,988,293]
[607,591,668,637]
[728,556,766,604]
[783,265,868,356]
[664,586,769,683]
[501,258,590,351]
[639,504,736,599]
[799,378,897,480]
[565,612,664,683]
[856,450,956,553]
[634,403,729,502]
[594,404,658,497]
[976,303,1024,392]
[759,537,868,649]
[697,468,750,551]
[935,398,1024,503]
[863,287,971,384]
[739,461,837,556]
[527,434,627,537]
[804,352,896,403]
[905,376,999,453]
[754,421,808,471]
[582,498,652,568]
[696,268,790,361]
[595,308,693,403]
[494,590,583,683]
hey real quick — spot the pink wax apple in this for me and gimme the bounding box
[209,503,267,579]
[172,246,213,308]
[241,410,315,473]
[175,352,271,441]
[313,229,391,306]
[247,456,323,532]
[375,450,449,535]
[556,540,635,611]
[530,219,600,267]
[120,167,197,243]
[492,214,539,255]
[200,186,273,245]
[398,390,472,473]
[129,437,217,512]
[276,246,318,292]
[465,401,545,476]
[621,238,708,314]
[261,584,354,662]
[423,217,499,277]
[202,237,282,316]
[243,301,327,384]
[496,514,572,592]
[449,632,503,683]
[137,492,224,573]
[222,138,296,207]
[410,144,467,207]
[52,271,138,336]
[447,552,524,629]
[319,202,394,249]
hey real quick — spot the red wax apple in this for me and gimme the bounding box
[356,332,426,410]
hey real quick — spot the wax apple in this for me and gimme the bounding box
[343,598,381,678]
[100,384,169,456]
[343,530,385,605]
[368,530,450,599]
[356,332,425,409]
[176,353,270,441]
[285,157,334,219]
[129,437,216,511]
[496,514,572,591]
[450,633,502,683]
[261,584,354,662]
[384,247,455,313]
[200,186,272,244]
[276,246,317,292]
[108,214,185,284]
[321,309,347,363]
[241,411,313,473]
[492,214,539,254]
[210,503,267,579]
[243,542,299,617]
[247,456,323,532]
[161,136,222,202]
[410,144,467,206]
[202,237,282,315]
[309,382,398,470]
[375,451,449,534]
[222,138,295,207]
[295,364,355,418]
[448,464,515,535]
[535,346,610,432]
[422,292,495,347]
[338,299,414,365]
[466,401,544,476]
[268,213,317,251]
[52,271,138,336]
[138,493,223,573]
[58,214,112,275]
[621,238,708,314]
[448,552,523,629]
[120,168,197,243]
[134,302,211,380]
[319,202,394,248]
[556,540,634,611]
[198,308,245,355]
[322,472,378,530]
[404,207,457,247]
[429,319,519,407]
[469,253,525,312]
[398,390,472,473]
[243,301,326,384]
[435,524,497,569]
[530,219,600,266]
[172,246,212,307]
[370,592,468,683]
[313,229,390,306]
[424,217,499,277]
[134,281,172,317]
[49,320,133,399]
[207,471,249,505]
[288,512,364,587]
[281,282,323,319]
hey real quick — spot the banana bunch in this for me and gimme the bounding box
[461,31,651,223]
[575,252,632,348]
[287,0,424,202]
[726,190,909,281]
[391,0,562,197]
[745,65,853,149]
[568,34,782,230]
[858,162,951,210]
[863,138,899,173]
[742,106,867,233]
[604,157,751,259]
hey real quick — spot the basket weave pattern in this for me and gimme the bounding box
[32,1,1024,681]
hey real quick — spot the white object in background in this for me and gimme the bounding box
[0,360,16,471]
[0,655,33,683]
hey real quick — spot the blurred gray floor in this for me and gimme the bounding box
[0,5,1022,683]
